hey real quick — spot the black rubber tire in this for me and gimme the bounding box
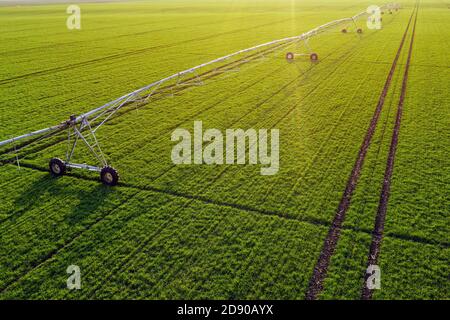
[341,28,347,33]
[357,28,363,34]
[49,158,66,176]
[100,166,119,186]
[310,53,318,62]
[285,52,294,61]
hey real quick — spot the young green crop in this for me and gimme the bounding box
[0,0,448,299]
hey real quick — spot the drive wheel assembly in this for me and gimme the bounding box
[285,52,295,61]
[310,53,319,62]
[100,166,119,186]
[49,158,66,177]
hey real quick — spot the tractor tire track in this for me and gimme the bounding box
[305,7,416,300]
[5,60,354,295]
[361,4,419,300]
[84,150,247,298]
[0,6,430,297]
[2,22,382,234]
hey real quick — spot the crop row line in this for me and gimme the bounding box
[106,49,298,164]
[0,17,291,85]
[0,191,141,294]
[7,163,448,251]
[230,46,373,291]
[0,38,293,160]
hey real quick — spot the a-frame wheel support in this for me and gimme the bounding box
[49,115,119,186]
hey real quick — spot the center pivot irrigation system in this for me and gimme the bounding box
[0,3,400,186]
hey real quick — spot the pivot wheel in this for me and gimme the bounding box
[310,53,319,62]
[49,158,66,176]
[341,28,347,33]
[100,166,119,186]
[357,28,363,34]
[285,52,295,62]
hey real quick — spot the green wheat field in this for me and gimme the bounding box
[0,0,448,299]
